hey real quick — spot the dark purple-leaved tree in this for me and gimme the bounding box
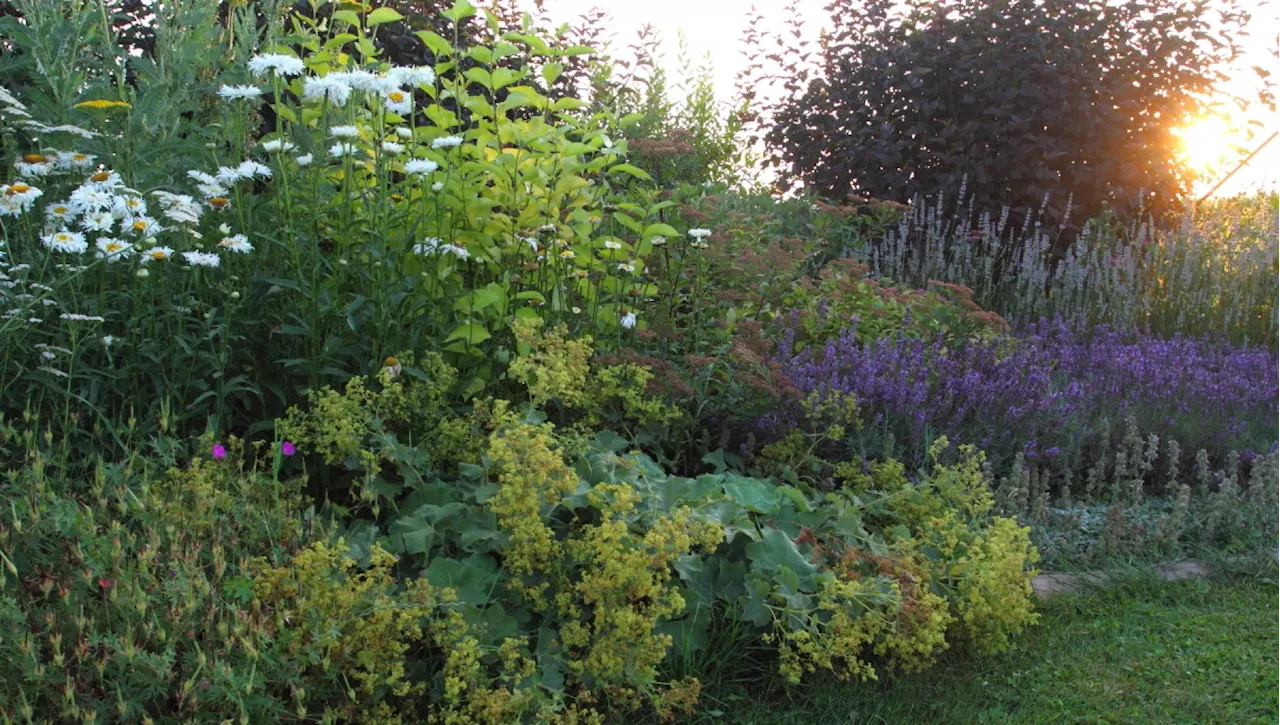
[752,0,1272,239]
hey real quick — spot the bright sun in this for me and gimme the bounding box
[1176,115,1238,176]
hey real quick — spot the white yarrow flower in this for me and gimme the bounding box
[329,125,359,138]
[688,228,712,239]
[395,126,413,139]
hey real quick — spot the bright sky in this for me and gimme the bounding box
[531,0,1279,197]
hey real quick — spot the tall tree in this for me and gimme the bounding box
[756,0,1271,238]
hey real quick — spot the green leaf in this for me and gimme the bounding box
[367,7,405,25]
[424,554,499,606]
[442,0,477,23]
[415,31,454,58]
[561,45,594,56]
[746,527,818,579]
[541,63,563,85]
[642,222,679,238]
[331,9,362,27]
[445,323,492,345]
[608,163,652,181]
[721,475,782,514]
[551,97,586,111]
[388,514,435,555]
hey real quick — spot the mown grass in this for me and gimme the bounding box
[685,571,1278,725]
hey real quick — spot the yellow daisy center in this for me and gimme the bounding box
[150,250,166,260]
[388,91,405,102]
[132,221,147,231]
[7,184,31,195]
[22,154,49,164]
[90,171,111,183]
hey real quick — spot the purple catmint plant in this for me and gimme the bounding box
[778,317,1279,471]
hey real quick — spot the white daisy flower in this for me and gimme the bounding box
[404,158,438,175]
[187,169,221,186]
[442,242,470,260]
[432,181,445,192]
[328,142,359,158]
[102,335,116,347]
[45,203,76,224]
[395,126,413,139]
[112,195,147,219]
[380,141,405,154]
[329,125,359,138]
[558,249,575,260]
[339,70,397,94]
[151,191,203,225]
[617,262,636,273]
[67,186,112,213]
[217,84,264,101]
[182,251,220,267]
[302,75,353,107]
[80,210,115,232]
[199,183,230,200]
[383,89,412,115]
[0,182,43,216]
[604,240,622,250]
[141,245,175,263]
[571,306,582,314]
[125,216,162,236]
[41,230,88,253]
[95,237,134,261]
[260,138,297,153]
[620,311,637,329]
[55,151,96,170]
[15,153,54,177]
[688,228,712,239]
[236,160,273,179]
[84,170,123,190]
[215,165,247,185]
[217,234,253,253]
[247,53,306,78]
[295,153,314,167]
[431,135,464,149]
[413,237,443,254]
[388,65,436,87]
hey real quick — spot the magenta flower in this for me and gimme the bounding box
[281,440,296,456]
[211,443,227,459]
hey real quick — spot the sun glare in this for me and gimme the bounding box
[1176,115,1238,176]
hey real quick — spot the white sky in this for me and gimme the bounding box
[531,0,1279,195]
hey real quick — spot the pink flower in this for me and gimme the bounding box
[281,440,296,456]
[212,443,227,459]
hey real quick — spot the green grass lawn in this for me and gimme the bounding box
[687,573,1278,725]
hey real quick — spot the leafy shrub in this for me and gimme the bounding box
[751,0,1269,232]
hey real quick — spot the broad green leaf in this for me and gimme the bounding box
[445,323,492,345]
[367,7,404,25]
[608,163,652,181]
[331,9,361,27]
[442,0,477,23]
[415,30,454,58]
[541,62,563,85]
[746,527,818,579]
[721,475,782,514]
